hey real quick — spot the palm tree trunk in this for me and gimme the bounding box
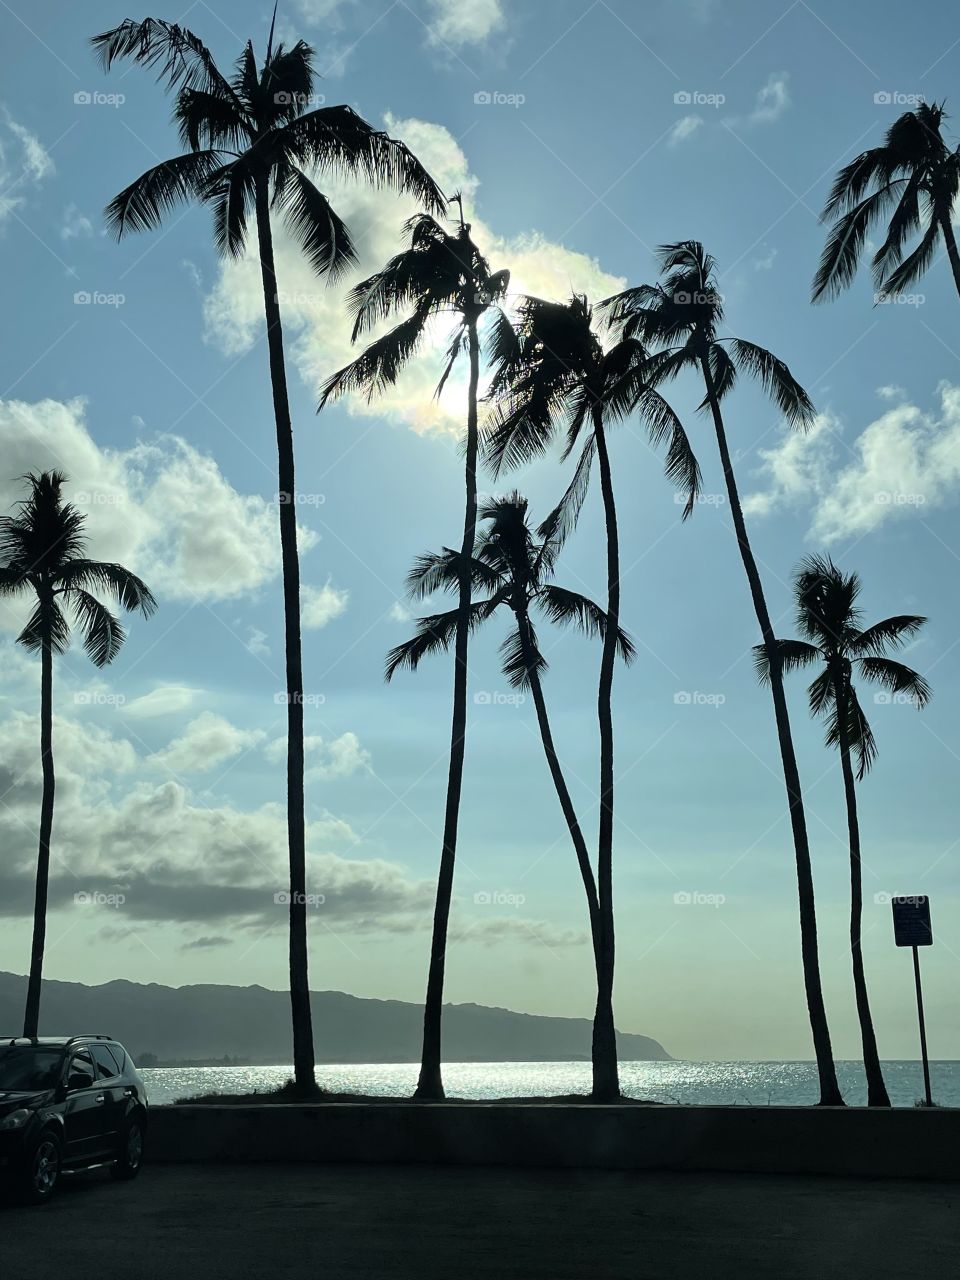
[938,214,960,299]
[254,177,315,1093]
[415,317,481,1100]
[699,352,843,1106]
[591,406,621,1102]
[519,610,602,972]
[834,673,891,1107]
[23,633,54,1039]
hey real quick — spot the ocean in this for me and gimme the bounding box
[139,1059,958,1108]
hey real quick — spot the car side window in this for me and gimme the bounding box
[107,1044,126,1073]
[66,1050,96,1090]
[90,1044,120,1079]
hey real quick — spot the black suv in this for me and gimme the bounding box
[0,1036,148,1203]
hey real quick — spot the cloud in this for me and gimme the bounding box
[749,72,790,125]
[743,383,960,542]
[180,935,233,951]
[265,730,371,779]
[60,204,93,240]
[0,113,53,223]
[302,581,349,629]
[0,398,320,610]
[668,114,703,146]
[123,686,199,719]
[245,627,271,658]
[753,246,778,271]
[449,916,587,948]
[426,0,505,49]
[202,114,624,437]
[150,712,265,776]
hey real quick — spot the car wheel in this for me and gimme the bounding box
[111,1115,144,1180]
[21,1130,62,1204]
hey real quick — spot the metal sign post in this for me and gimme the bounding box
[892,895,934,1107]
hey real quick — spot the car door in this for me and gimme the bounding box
[89,1043,126,1150]
[61,1049,106,1164]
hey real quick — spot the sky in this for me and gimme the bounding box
[0,0,958,1064]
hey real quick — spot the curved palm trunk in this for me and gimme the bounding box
[938,214,960,299]
[518,609,602,971]
[254,178,315,1092]
[699,353,843,1106]
[415,318,481,1100]
[834,674,891,1107]
[591,407,621,1102]
[23,633,54,1038]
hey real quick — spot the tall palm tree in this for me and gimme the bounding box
[386,493,636,1040]
[94,15,443,1090]
[813,102,960,301]
[600,243,845,1105]
[320,206,508,1099]
[0,472,156,1037]
[483,293,700,1101]
[756,556,930,1107]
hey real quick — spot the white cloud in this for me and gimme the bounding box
[388,601,413,622]
[245,627,271,658]
[265,730,371,779]
[668,114,703,146]
[0,398,320,608]
[753,246,778,271]
[302,581,349,629]
[0,113,53,223]
[749,72,790,125]
[60,203,93,240]
[150,712,265,775]
[123,685,199,719]
[744,383,960,542]
[202,114,624,437]
[426,0,505,49]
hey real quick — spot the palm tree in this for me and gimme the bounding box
[0,472,156,1037]
[813,101,960,302]
[600,243,844,1105]
[320,204,507,1099]
[756,556,930,1107]
[93,14,443,1090]
[483,293,700,1101]
[386,493,636,1045]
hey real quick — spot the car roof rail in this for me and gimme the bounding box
[66,1034,114,1045]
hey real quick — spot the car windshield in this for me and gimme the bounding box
[0,1045,63,1091]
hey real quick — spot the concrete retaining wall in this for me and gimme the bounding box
[146,1103,960,1179]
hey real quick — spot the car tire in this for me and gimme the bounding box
[111,1114,145,1180]
[20,1129,62,1204]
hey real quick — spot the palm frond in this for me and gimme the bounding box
[319,309,431,406]
[730,338,816,428]
[275,166,355,279]
[536,436,595,551]
[105,150,227,238]
[384,598,498,679]
[404,548,505,599]
[91,19,238,99]
[880,217,939,294]
[17,600,70,656]
[812,182,904,300]
[752,637,821,684]
[499,619,547,689]
[825,685,878,779]
[69,589,125,667]
[174,88,250,152]
[207,156,257,260]
[53,560,157,617]
[850,614,927,656]
[536,585,635,663]
[857,656,931,707]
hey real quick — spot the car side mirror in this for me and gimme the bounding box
[67,1071,90,1092]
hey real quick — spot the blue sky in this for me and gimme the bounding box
[0,0,958,1063]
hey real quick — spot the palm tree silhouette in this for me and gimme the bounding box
[93,14,443,1090]
[483,293,700,1101]
[387,493,636,1058]
[320,205,507,1099]
[600,243,844,1105]
[813,102,960,301]
[756,556,930,1107]
[0,472,156,1038]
